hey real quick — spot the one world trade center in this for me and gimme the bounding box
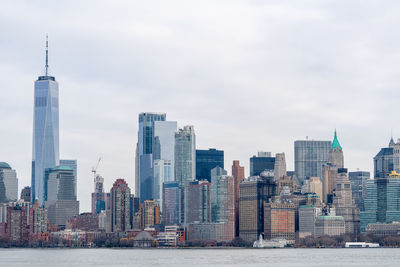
[31,37,60,205]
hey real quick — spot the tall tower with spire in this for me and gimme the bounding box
[329,129,344,168]
[31,36,60,205]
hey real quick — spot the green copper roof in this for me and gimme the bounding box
[52,165,73,171]
[0,162,11,169]
[331,129,342,150]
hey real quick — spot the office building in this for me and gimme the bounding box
[349,171,370,212]
[314,216,345,237]
[250,152,275,176]
[60,159,77,198]
[299,205,321,237]
[328,130,344,169]
[110,179,131,232]
[184,180,211,224]
[360,174,400,232]
[239,173,276,243]
[210,167,235,241]
[274,153,287,181]
[162,181,180,225]
[232,160,245,237]
[294,140,331,184]
[0,162,18,203]
[6,205,29,243]
[153,159,172,209]
[307,177,323,201]
[373,138,400,178]
[31,38,60,205]
[141,200,160,229]
[30,200,48,234]
[175,126,196,187]
[264,201,296,244]
[20,187,31,203]
[137,112,166,202]
[196,148,224,182]
[322,163,337,204]
[45,166,79,227]
[333,169,360,235]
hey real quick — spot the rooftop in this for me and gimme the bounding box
[0,162,11,169]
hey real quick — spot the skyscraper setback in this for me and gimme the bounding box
[31,38,60,205]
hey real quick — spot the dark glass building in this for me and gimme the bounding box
[249,152,275,176]
[349,171,370,211]
[196,148,224,182]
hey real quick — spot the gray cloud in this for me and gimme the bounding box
[1,1,399,211]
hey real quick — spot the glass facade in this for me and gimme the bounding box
[196,148,224,182]
[349,171,370,211]
[360,177,400,232]
[0,163,18,203]
[162,181,180,225]
[153,159,172,209]
[137,112,166,202]
[249,155,275,176]
[31,75,60,205]
[294,140,331,184]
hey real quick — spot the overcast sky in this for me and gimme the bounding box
[1,1,399,212]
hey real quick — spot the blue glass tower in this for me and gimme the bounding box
[31,37,60,205]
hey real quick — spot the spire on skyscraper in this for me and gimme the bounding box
[331,129,342,150]
[45,35,49,76]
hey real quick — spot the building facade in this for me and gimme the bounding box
[294,140,331,184]
[348,171,370,212]
[184,181,211,224]
[162,181,180,225]
[232,160,245,237]
[250,152,275,176]
[0,162,18,203]
[110,179,131,232]
[196,148,224,182]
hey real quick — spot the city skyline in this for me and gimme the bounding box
[2,1,400,212]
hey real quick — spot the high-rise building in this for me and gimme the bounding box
[141,200,160,229]
[239,173,276,243]
[373,138,400,178]
[196,148,224,182]
[153,159,172,209]
[250,152,275,176]
[162,181,180,225]
[332,168,360,235]
[60,159,77,198]
[322,163,338,204]
[349,171,370,212]
[175,126,196,223]
[328,130,344,169]
[0,162,18,203]
[314,216,345,237]
[274,153,287,181]
[20,187,31,203]
[44,166,79,227]
[31,38,60,205]
[184,180,211,224]
[360,174,400,232]
[264,201,296,244]
[110,179,131,232]
[91,174,107,215]
[136,112,166,202]
[210,167,235,241]
[232,160,245,237]
[6,204,29,243]
[308,177,323,201]
[294,140,331,184]
[175,126,196,187]
[299,205,322,237]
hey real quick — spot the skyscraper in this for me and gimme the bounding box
[162,181,180,225]
[184,180,211,224]
[249,152,275,176]
[153,159,172,209]
[92,174,107,215]
[232,160,245,237]
[0,162,18,203]
[44,166,79,227]
[136,112,166,202]
[274,153,287,181]
[175,126,196,223]
[349,171,370,211]
[31,38,60,205]
[110,179,131,232]
[294,140,331,184]
[332,168,360,235]
[196,148,224,182]
[373,138,400,178]
[210,167,235,241]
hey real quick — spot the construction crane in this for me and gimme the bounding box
[91,157,102,191]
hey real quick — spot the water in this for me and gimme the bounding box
[0,248,399,266]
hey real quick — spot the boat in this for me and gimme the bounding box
[253,234,287,248]
[345,242,380,248]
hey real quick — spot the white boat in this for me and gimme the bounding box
[253,234,287,248]
[345,242,380,248]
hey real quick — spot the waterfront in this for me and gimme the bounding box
[1,248,400,267]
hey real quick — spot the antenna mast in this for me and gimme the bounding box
[45,35,49,76]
